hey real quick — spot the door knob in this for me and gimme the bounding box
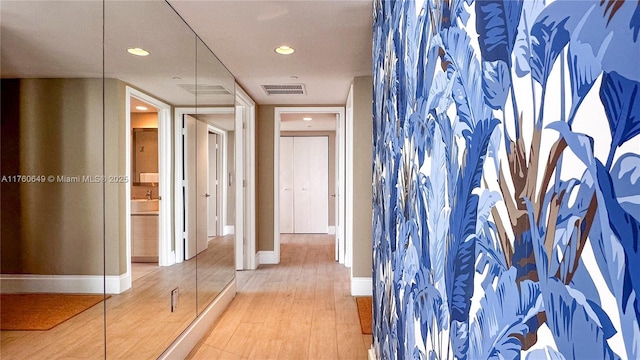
[205,193,210,197]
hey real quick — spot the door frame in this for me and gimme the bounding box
[273,106,345,264]
[236,85,256,270]
[125,86,173,284]
[344,85,353,268]
[174,107,234,263]
[206,128,226,237]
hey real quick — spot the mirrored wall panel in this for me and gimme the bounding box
[194,37,236,315]
[0,1,107,358]
[103,1,198,358]
[1,1,238,359]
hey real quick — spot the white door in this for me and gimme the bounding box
[184,115,209,260]
[280,137,295,233]
[196,119,209,253]
[294,136,328,233]
[208,132,218,237]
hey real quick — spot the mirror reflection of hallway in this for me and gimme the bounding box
[129,95,161,283]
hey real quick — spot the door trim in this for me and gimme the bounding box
[236,85,256,270]
[273,106,345,265]
[207,125,228,238]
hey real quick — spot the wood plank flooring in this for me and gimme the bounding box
[189,234,372,360]
[0,236,234,359]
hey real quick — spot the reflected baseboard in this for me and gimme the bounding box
[351,276,373,296]
[0,273,132,294]
[368,346,377,360]
[328,226,336,234]
[223,225,235,235]
[256,251,277,265]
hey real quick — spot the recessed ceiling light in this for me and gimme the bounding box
[275,46,295,55]
[303,117,312,121]
[127,47,150,56]
[136,106,148,111]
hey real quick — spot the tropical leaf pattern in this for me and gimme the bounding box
[372,0,640,359]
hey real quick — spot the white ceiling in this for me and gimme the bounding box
[168,0,373,105]
[1,1,372,108]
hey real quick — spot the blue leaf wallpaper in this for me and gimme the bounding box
[371,0,640,359]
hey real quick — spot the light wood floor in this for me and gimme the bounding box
[188,233,372,360]
[0,236,235,359]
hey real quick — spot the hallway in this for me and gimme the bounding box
[189,234,371,359]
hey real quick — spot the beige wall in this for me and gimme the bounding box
[350,76,373,278]
[1,78,126,276]
[256,105,276,252]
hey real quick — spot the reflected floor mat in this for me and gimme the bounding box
[1,293,108,331]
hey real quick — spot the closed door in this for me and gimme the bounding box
[196,119,209,254]
[280,137,295,233]
[184,115,209,260]
[280,136,329,233]
[208,132,219,237]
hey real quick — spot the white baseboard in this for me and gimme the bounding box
[368,346,377,360]
[224,225,235,235]
[328,226,336,235]
[256,251,278,265]
[351,276,372,296]
[0,273,132,294]
[159,279,236,359]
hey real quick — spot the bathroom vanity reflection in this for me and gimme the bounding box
[0,1,237,358]
[131,199,159,262]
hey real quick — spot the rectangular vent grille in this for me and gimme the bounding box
[178,84,232,96]
[261,84,306,96]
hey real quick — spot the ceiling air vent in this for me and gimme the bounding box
[178,84,232,96]
[261,84,306,96]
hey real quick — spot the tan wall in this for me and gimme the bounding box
[351,76,373,278]
[1,78,126,276]
[256,105,276,252]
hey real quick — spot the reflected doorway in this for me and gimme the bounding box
[273,107,346,265]
[126,87,172,289]
[175,107,235,263]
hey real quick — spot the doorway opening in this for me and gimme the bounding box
[273,107,346,265]
[125,86,172,290]
[174,107,235,263]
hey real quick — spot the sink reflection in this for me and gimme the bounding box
[131,199,159,213]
